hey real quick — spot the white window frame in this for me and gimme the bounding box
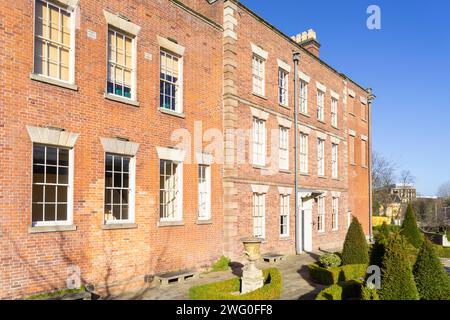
[278,68,288,106]
[159,159,183,222]
[279,126,289,170]
[104,153,136,224]
[331,98,338,128]
[198,164,211,221]
[280,194,289,237]
[331,143,338,178]
[33,0,76,84]
[332,197,339,231]
[300,80,308,114]
[106,27,137,101]
[252,117,266,166]
[317,90,325,121]
[253,193,266,239]
[317,138,325,176]
[300,133,308,174]
[160,49,184,113]
[252,55,265,96]
[317,196,325,233]
[31,144,74,227]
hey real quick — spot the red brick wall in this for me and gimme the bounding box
[0,0,224,299]
[347,85,371,235]
[222,1,369,258]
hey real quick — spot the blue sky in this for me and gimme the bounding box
[240,0,450,195]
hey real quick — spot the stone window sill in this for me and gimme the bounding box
[279,103,290,110]
[317,119,326,124]
[318,175,327,179]
[104,93,140,107]
[253,165,267,170]
[300,172,310,176]
[361,118,368,123]
[279,169,291,174]
[279,236,291,241]
[331,125,339,130]
[159,108,186,118]
[102,223,138,230]
[332,177,340,181]
[157,220,185,227]
[300,112,310,118]
[30,73,78,91]
[28,225,77,234]
[252,93,268,100]
[348,112,356,117]
[196,219,212,225]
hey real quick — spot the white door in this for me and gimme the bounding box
[302,198,313,252]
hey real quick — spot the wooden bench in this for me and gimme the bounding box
[155,270,198,286]
[262,253,286,264]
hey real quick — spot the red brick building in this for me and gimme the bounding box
[221,1,372,258]
[0,0,372,298]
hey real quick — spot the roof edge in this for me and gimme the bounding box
[229,0,369,94]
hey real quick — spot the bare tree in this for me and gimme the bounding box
[395,169,416,220]
[372,151,397,216]
[399,170,415,188]
[437,180,450,198]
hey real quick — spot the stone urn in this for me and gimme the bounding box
[241,237,264,294]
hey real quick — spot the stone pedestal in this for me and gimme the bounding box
[241,261,264,294]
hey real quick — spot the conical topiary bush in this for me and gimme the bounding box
[401,204,423,248]
[341,217,369,265]
[379,233,419,300]
[413,239,450,300]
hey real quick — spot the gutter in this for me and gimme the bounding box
[367,88,376,242]
[293,51,302,254]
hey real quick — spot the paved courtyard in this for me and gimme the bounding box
[110,251,329,300]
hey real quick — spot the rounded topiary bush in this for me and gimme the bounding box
[379,234,419,300]
[319,253,341,268]
[401,204,423,248]
[341,217,369,265]
[413,239,450,300]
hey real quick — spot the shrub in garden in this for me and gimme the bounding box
[413,239,450,300]
[308,263,367,285]
[210,256,231,272]
[379,234,419,300]
[361,285,380,300]
[401,204,423,248]
[315,280,362,300]
[341,217,369,265]
[308,263,340,285]
[319,253,341,268]
[380,222,391,239]
[189,268,282,300]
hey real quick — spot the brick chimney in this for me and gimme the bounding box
[291,29,321,58]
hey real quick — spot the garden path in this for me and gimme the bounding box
[109,250,332,300]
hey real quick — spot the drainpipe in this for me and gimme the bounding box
[293,52,301,254]
[367,88,375,242]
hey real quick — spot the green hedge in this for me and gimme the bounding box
[315,280,363,300]
[308,262,367,285]
[433,244,450,258]
[189,268,282,300]
[210,256,231,272]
